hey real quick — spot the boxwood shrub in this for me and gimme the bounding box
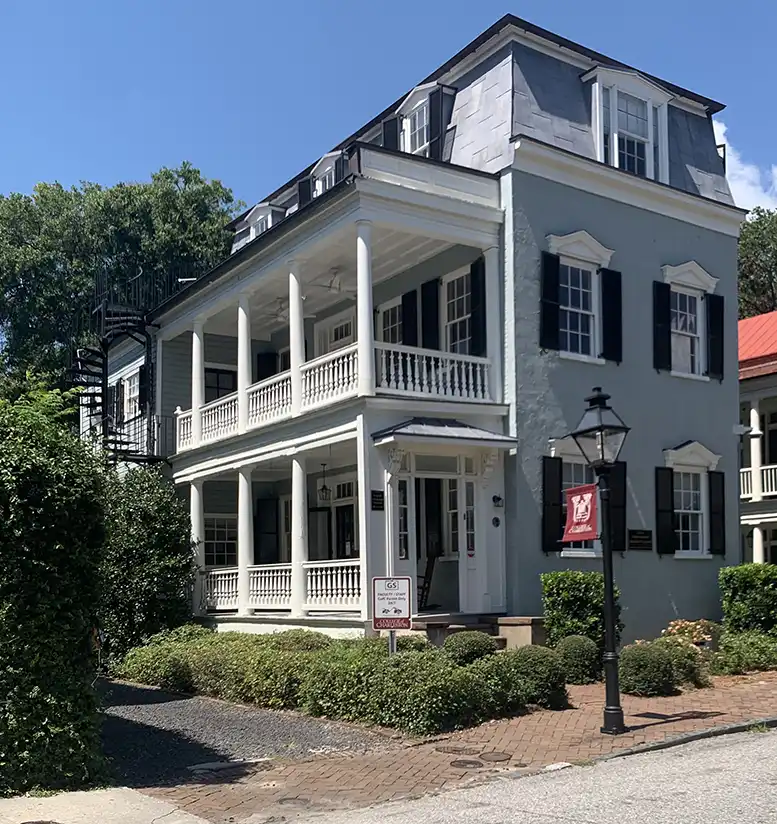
[495,646,568,709]
[651,636,710,688]
[442,631,498,665]
[556,635,601,685]
[541,570,622,655]
[719,564,777,635]
[619,642,676,696]
[711,631,777,675]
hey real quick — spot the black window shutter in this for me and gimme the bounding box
[609,461,627,552]
[138,364,149,410]
[381,116,401,151]
[653,281,672,371]
[706,293,725,381]
[421,278,440,350]
[708,470,726,555]
[256,352,277,382]
[298,177,312,207]
[600,268,623,363]
[115,380,125,425]
[470,256,487,357]
[428,86,444,161]
[334,155,346,184]
[106,383,116,423]
[542,456,564,553]
[401,290,418,347]
[540,252,561,351]
[655,467,677,554]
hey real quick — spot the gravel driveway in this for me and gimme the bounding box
[99,679,393,787]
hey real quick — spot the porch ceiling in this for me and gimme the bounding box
[203,223,459,338]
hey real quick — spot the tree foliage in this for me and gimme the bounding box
[101,467,194,663]
[738,207,777,319]
[0,388,106,795]
[0,162,241,382]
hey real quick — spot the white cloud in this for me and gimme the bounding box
[713,119,777,211]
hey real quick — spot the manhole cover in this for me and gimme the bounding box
[277,797,311,806]
[435,745,481,755]
[479,752,512,763]
[450,759,484,769]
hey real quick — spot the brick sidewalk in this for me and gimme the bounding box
[145,671,777,822]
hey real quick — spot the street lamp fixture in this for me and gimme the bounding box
[569,387,630,736]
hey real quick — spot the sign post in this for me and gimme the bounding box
[372,576,411,655]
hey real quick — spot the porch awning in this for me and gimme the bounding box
[371,417,517,450]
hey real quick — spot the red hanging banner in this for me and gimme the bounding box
[562,483,598,543]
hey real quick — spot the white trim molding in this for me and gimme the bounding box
[581,67,673,105]
[548,436,585,461]
[512,138,747,238]
[662,261,718,294]
[663,440,721,471]
[546,230,614,268]
[396,82,437,116]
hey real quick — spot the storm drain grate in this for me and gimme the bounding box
[479,752,512,763]
[449,759,485,769]
[435,745,481,755]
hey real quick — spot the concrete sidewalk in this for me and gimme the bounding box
[0,787,208,824]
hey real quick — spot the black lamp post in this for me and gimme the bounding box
[568,387,630,736]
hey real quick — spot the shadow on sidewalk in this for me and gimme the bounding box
[99,679,189,708]
[627,709,723,732]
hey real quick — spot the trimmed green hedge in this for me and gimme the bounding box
[442,631,498,666]
[711,632,777,675]
[116,630,568,735]
[541,571,622,655]
[651,636,710,688]
[719,564,777,635]
[619,642,675,696]
[556,635,601,685]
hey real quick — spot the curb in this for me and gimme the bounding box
[598,715,777,762]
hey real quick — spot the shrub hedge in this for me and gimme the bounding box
[619,642,676,696]
[442,631,498,666]
[555,635,601,685]
[116,630,569,735]
[711,632,777,675]
[541,570,622,655]
[719,564,777,636]
[651,636,710,688]
[0,389,105,796]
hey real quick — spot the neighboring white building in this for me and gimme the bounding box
[86,14,745,641]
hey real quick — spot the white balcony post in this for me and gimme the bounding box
[191,318,204,446]
[750,400,763,502]
[190,480,205,615]
[356,220,375,397]
[237,293,251,434]
[289,260,305,416]
[237,467,254,616]
[290,455,308,616]
[483,245,501,403]
[752,525,766,564]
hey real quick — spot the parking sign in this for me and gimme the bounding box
[372,576,411,630]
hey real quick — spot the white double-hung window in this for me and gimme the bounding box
[587,68,671,184]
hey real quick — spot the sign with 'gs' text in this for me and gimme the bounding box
[372,576,411,630]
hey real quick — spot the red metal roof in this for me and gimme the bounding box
[739,311,777,380]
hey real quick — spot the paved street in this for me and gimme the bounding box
[308,730,777,824]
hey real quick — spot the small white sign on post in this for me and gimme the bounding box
[372,576,411,632]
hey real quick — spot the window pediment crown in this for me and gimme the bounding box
[546,230,614,268]
[582,66,673,106]
[663,440,720,470]
[397,82,438,116]
[662,261,718,294]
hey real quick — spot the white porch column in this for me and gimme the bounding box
[289,260,305,416]
[237,467,254,616]
[483,246,502,403]
[237,293,252,434]
[356,220,375,397]
[752,525,766,565]
[750,400,763,501]
[290,456,308,616]
[190,480,206,615]
[191,318,204,446]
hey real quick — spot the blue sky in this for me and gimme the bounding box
[1,0,774,210]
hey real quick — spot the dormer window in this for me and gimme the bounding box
[311,152,345,199]
[316,165,336,196]
[586,67,671,184]
[407,101,430,156]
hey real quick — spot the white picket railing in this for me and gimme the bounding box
[303,559,361,611]
[177,409,193,451]
[248,564,292,609]
[374,342,491,401]
[301,344,359,409]
[763,465,777,497]
[201,392,239,443]
[740,468,753,499]
[205,568,239,610]
[248,372,292,427]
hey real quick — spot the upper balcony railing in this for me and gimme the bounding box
[175,342,493,453]
[740,465,777,500]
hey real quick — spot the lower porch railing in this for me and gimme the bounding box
[203,559,361,613]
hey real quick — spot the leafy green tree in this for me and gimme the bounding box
[0,162,241,382]
[738,207,777,319]
[0,387,105,795]
[100,467,194,663]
